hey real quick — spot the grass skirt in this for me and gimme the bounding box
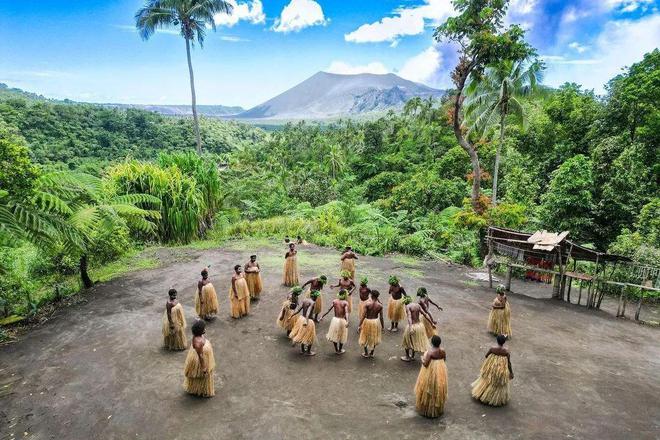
[422,315,437,339]
[162,303,187,350]
[471,354,511,406]
[283,256,299,286]
[346,295,353,314]
[341,258,356,279]
[487,308,511,336]
[403,322,429,353]
[195,283,219,318]
[229,278,250,319]
[245,272,263,299]
[387,297,405,322]
[414,358,448,418]
[289,316,317,346]
[359,318,382,349]
[183,340,216,397]
[326,317,348,344]
[306,289,323,315]
[276,300,295,331]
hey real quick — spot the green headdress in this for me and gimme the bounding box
[291,286,303,296]
[310,290,321,299]
[340,270,351,278]
[388,275,399,285]
[360,277,368,286]
[416,287,427,297]
[496,285,506,294]
[319,275,328,284]
[338,289,347,300]
[402,295,413,305]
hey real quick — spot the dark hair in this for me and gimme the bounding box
[168,288,177,297]
[250,255,257,259]
[496,334,507,345]
[430,335,441,347]
[201,268,208,277]
[370,289,380,298]
[289,242,295,248]
[192,319,206,336]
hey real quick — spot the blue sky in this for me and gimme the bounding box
[0,0,658,108]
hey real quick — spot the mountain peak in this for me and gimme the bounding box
[235,71,443,120]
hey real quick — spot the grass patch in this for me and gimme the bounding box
[92,250,161,283]
[462,280,479,287]
[391,254,423,267]
[224,237,280,252]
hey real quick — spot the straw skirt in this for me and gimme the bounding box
[277,300,295,331]
[403,322,429,353]
[414,358,448,418]
[283,256,299,286]
[162,303,187,350]
[341,258,356,279]
[289,316,317,346]
[245,272,263,299]
[487,307,511,336]
[358,318,382,349]
[422,315,437,338]
[229,278,250,319]
[326,317,348,344]
[471,354,511,406]
[183,340,216,397]
[388,297,405,322]
[195,283,219,318]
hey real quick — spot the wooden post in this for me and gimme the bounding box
[567,277,573,303]
[616,287,624,317]
[487,237,494,289]
[505,264,512,291]
[578,283,583,305]
[634,290,644,321]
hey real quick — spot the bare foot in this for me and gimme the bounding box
[369,352,375,358]
[339,349,346,354]
[391,327,399,333]
[400,356,413,362]
[305,351,316,356]
[361,353,370,358]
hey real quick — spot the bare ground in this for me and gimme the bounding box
[1,240,658,440]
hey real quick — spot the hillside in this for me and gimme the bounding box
[236,71,444,120]
[102,103,244,117]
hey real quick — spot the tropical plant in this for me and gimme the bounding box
[434,0,535,212]
[135,0,233,154]
[464,59,544,204]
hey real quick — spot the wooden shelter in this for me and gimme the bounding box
[485,227,659,321]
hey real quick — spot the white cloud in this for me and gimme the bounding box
[568,41,590,53]
[213,0,265,27]
[397,46,443,86]
[545,14,660,93]
[509,0,538,15]
[272,0,328,33]
[605,0,655,13]
[325,61,390,75]
[344,0,454,44]
[220,35,249,42]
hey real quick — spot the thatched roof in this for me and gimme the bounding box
[487,226,631,263]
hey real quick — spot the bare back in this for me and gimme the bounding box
[407,302,422,323]
[332,299,349,319]
[364,300,383,319]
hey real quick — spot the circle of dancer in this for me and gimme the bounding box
[162,241,515,419]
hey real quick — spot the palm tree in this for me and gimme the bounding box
[135,0,233,155]
[464,59,544,205]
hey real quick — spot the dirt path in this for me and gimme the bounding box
[1,240,659,439]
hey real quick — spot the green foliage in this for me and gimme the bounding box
[539,155,594,242]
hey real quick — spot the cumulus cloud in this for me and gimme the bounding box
[508,0,538,15]
[213,0,265,27]
[397,46,443,86]
[545,14,660,93]
[325,61,390,75]
[272,0,328,33]
[344,0,454,44]
[568,41,590,53]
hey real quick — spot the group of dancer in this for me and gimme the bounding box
[161,241,515,418]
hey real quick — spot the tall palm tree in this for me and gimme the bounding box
[464,59,544,205]
[135,0,233,154]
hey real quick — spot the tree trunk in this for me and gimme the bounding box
[79,254,93,289]
[186,38,202,155]
[492,114,505,205]
[452,62,482,212]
